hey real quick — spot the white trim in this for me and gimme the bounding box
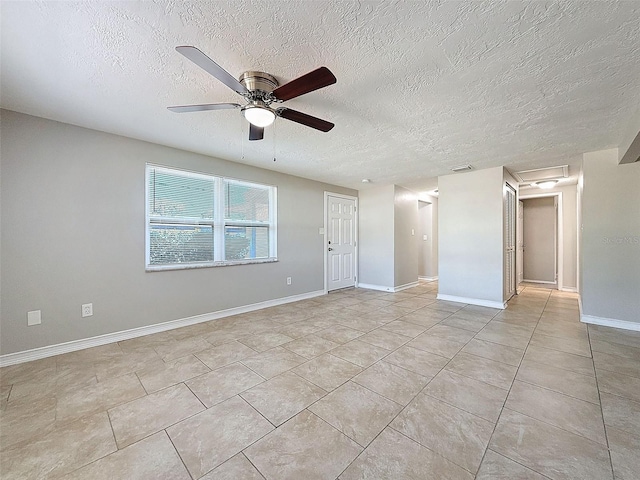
[523,279,557,285]
[324,192,359,293]
[437,293,506,310]
[0,290,325,367]
[357,281,419,293]
[419,276,438,281]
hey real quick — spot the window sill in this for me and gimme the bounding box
[146,257,278,272]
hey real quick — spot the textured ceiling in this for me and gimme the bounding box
[2,1,639,192]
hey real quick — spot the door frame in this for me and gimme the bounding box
[323,192,359,293]
[519,192,563,290]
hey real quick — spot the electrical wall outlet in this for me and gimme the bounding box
[82,303,93,317]
[286,277,292,285]
[27,310,41,326]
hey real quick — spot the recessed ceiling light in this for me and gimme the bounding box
[534,180,559,189]
[361,179,371,183]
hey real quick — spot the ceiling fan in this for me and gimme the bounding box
[168,46,337,141]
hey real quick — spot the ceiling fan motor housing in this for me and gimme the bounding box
[239,71,279,97]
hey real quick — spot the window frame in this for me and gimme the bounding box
[145,164,278,271]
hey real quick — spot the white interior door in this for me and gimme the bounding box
[504,184,516,301]
[326,194,356,291]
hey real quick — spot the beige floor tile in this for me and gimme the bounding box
[406,332,467,358]
[244,410,362,480]
[108,383,204,448]
[588,327,640,350]
[593,350,640,379]
[517,358,599,404]
[357,328,412,351]
[195,341,258,370]
[353,361,429,405]
[529,332,591,357]
[152,336,212,361]
[0,395,57,451]
[329,339,390,368]
[424,370,508,423]
[59,431,190,479]
[383,345,448,377]
[535,319,588,341]
[0,412,116,479]
[490,408,613,480]
[136,354,210,393]
[391,392,494,473]
[440,315,490,333]
[309,381,402,446]
[276,320,325,339]
[282,334,340,359]
[334,315,388,332]
[56,372,146,424]
[340,427,473,480]
[186,362,264,407]
[203,329,251,347]
[506,380,606,444]
[425,301,466,313]
[0,357,57,386]
[8,366,97,404]
[523,344,595,376]
[426,324,476,343]
[596,368,640,403]
[445,352,517,390]
[401,310,449,327]
[475,323,532,349]
[476,449,547,479]
[238,332,295,352]
[240,346,307,379]
[607,426,640,480]
[379,319,427,337]
[292,353,362,391]
[591,339,640,361]
[167,396,273,478]
[315,325,365,344]
[240,371,326,425]
[377,304,418,317]
[92,349,165,382]
[199,453,265,480]
[461,338,524,367]
[600,392,640,435]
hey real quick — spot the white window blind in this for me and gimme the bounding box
[146,165,277,269]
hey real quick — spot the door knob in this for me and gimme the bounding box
[328,248,333,251]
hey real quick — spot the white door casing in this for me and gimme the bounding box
[504,184,517,301]
[517,200,524,285]
[325,193,357,291]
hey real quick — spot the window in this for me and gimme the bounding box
[146,165,277,270]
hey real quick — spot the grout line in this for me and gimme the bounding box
[165,428,195,479]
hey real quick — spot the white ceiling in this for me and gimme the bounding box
[2,1,639,192]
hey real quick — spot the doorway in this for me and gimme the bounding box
[324,192,357,291]
[521,195,560,288]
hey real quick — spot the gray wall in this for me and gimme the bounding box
[0,110,356,355]
[438,166,506,305]
[357,185,395,288]
[581,148,640,323]
[522,197,556,282]
[393,186,418,287]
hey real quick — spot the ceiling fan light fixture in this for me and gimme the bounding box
[243,105,276,127]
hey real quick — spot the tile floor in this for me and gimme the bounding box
[1,281,639,479]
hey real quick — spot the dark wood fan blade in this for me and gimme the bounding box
[176,46,249,95]
[272,67,336,101]
[167,103,241,113]
[276,108,334,132]
[249,124,264,141]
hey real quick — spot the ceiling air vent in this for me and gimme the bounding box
[450,165,473,172]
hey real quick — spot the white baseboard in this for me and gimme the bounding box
[0,290,325,367]
[578,301,640,333]
[418,276,438,282]
[357,281,419,293]
[559,287,578,293]
[436,294,506,310]
[523,279,556,285]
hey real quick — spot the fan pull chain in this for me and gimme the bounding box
[273,120,277,162]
